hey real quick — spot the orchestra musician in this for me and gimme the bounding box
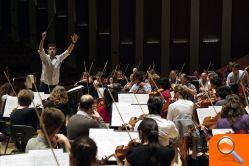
[25,107,71,152]
[179,73,197,102]
[116,118,175,166]
[114,70,126,87]
[10,89,39,131]
[129,71,151,94]
[38,31,78,94]
[43,86,73,135]
[167,85,194,121]
[134,96,179,147]
[226,63,249,94]
[169,70,179,89]
[199,72,211,92]
[216,94,249,133]
[67,94,107,140]
[0,83,14,115]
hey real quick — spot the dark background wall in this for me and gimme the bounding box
[0,0,248,85]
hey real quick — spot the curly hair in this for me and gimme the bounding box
[49,86,68,105]
[17,89,34,106]
[221,94,245,125]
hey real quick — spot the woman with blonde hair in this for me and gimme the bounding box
[44,86,73,135]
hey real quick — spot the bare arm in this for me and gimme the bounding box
[67,33,79,54]
[39,32,46,52]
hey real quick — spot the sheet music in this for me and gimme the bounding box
[30,92,45,108]
[111,103,132,126]
[196,108,217,125]
[245,106,249,114]
[131,104,149,115]
[89,129,138,160]
[31,151,69,166]
[97,87,105,98]
[208,106,222,113]
[118,93,149,104]
[3,96,18,117]
[0,154,33,166]
[212,129,234,135]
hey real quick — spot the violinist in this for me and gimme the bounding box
[179,73,197,102]
[199,72,211,92]
[134,96,178,146]
[26,107,71,152]
[167,85,194,121]
[43,86,73,135]
[226,63,249,94]
[129,71,151,94]
[169,70,179,89]
[0,83,14,115]
[75,71,93,86]
[67,94,107,140]
[147,71,160,92]
[114,70,126,87]
[10,89,39,131]
[117,118,175,166]
[215,85,232,106]
[123,73,135,92]
[216,94,249,133]
[157,77,171,101]
[97,84,122,123]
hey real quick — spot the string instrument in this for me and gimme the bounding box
[101,139,141,164]
[146,71,172,115]
[198,81,219,129]
[196,89,217,108]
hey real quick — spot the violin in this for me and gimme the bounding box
[101,139,141,164]
[202,112,221,129]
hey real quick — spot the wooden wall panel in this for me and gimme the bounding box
[231,0,249,59]
[170,0,190,73]
[199,0,222,71]
[119,0,135,72]
[96,0,111,72]
[143,0,161,72]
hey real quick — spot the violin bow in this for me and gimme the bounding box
[199,81,217,114]
[106,87,133,140]
[84,61,90,94]
[88,61,94,76]
[146,71,167,103]
[123,64,129,77]
[122,71,145,115]
[31,82,60,166]
[4,71,60,166]
[3,71,17,96]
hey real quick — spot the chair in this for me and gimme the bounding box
[9,125,36,153]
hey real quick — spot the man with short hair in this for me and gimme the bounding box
[67,94,107,140]
[199,72,211,92]
[134,96,178,146]
[227,63,249,86]
[38,31,78,93]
